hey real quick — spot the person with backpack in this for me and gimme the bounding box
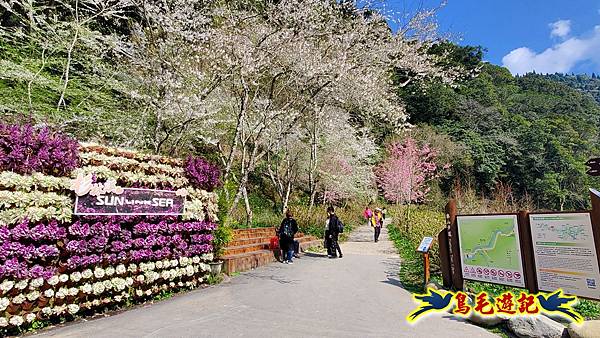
[326,206,343,258]
[278,209,298,264]
[373,208,383,242]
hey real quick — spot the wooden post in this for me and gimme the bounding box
[588,189,600,274]
[446,199,463,290]
[423,252,430,286]
[518,210,538,294]
[438,229,452,288]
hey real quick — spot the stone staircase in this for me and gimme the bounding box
[222,227,321,274]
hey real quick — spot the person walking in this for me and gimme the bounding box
[278,210,298,264]
[373,208,383,243]
[326,206,343,258]
[363,204,373,227]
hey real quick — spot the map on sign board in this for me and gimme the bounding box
[530,213,600,300]
[417,237,433,253]
[457,215,525,287]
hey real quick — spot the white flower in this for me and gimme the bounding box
[55,288,67,299]
[114,295,122,302]
[0,317,7,327]
[169,282,175,287]
[163,260,171,268]
[148,262,156,271]
[180,257,189,266]
[170,259,178,267]
[0,280,14,293]
[194,266,199,273]
[0,297,9,311]
[68,287,79,296]
[116,264,126,275]
[93,282,105,295]
[128,264,138,273]
[82,269,93,279]
[136,275,145,283]
[201,253,213,261]
[47,275,59,286]
[92,299,101,306]
[67,304,80,314]
[161,270,171,280]
[53,305,66,315]
[135,289,143,297]
[177,282,183,287]
[125,277,134,286]
[26,290,40,302]
[25,313,36,322]
[59,274,69,283]
[41,307,53,315]
[70,271,82,283]
[192,256,200,264]
[29,277,44,289]
[186,266,194,276]
[15,279,28,290]
[145,289,152,296]
[9,315,24,326]
[94,267,105,279]
[156,261,163,269]
[161,284,168,291]
[80,283,93,294]
[105,266,115,277]
[103,280,112,290]
[44,289,55,298]
[12,294,25,304]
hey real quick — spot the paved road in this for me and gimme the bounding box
[34,222,496,338]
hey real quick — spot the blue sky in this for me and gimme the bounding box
[383,0,600,75]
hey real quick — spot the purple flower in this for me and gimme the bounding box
[65,240,88,255]
[11,219,30,240]
[0,226,9,242]
[184,156,221,191]
[36,244,60,258]
[68,221,90,238]
[30,223,47,241]
[0,123,79,176]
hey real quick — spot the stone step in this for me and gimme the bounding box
[222,250,277,274]
[225,235,318,255]
[223,242,270,256]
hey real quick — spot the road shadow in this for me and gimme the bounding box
[240,270,299,285]
[302,252,328,258]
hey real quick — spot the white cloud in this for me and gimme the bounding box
[502,25,600,75]
[550,19,571,38]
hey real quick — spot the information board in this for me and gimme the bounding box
[457,215,525,287]
[529,213,600,299]
[417,237,434,253]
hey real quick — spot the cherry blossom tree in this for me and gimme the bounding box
[375,137,440,205]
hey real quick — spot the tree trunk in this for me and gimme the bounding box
[242,186,253,227]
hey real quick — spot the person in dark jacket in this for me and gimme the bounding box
[278,210,299,264]
[326,206,343,259]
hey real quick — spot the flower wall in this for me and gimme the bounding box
[0,124,221,330]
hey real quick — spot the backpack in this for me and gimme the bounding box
[337,219,344,233]
[281,219,294,238]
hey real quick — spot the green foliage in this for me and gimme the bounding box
[212,225,233,259]
[206,273,224,285]
[398,46,600,210]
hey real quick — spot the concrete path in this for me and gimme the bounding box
[34,222,496,338]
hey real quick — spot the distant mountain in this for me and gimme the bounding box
[536,73,600,105]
